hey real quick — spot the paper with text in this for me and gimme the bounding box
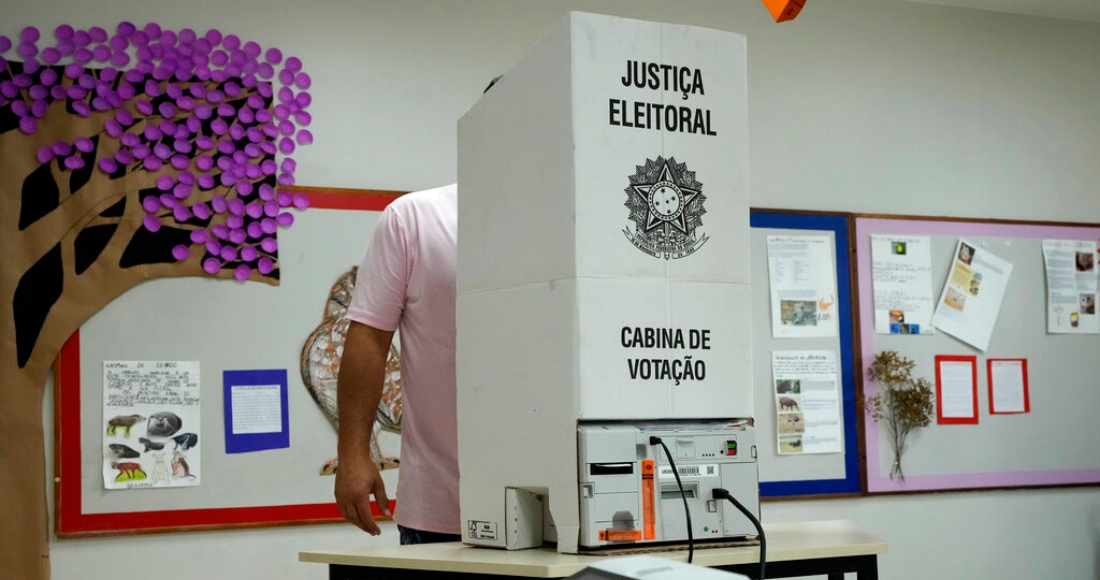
[767,235,839,338]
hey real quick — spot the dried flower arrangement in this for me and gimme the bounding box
[861,351,935,481]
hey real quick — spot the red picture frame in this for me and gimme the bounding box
[54,188,401,537]
[934,354,979,425]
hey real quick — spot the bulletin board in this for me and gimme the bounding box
[56,201,868,537]
[54,187,402,537]
[854,215,1100,494]
[750,210,862,499]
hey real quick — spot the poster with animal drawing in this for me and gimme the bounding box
[771,350,842,455]
[300,267,402,477]
[766,235,838,338]
[102,361,201,489]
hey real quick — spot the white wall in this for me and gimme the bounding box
[5,0,1098,578]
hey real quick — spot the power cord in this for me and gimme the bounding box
[649,436,694,564]
[712,487,766,580]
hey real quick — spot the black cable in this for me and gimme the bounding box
[712,487,766,580]
[649,436,693,564]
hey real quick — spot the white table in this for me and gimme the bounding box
[300,519,886,579]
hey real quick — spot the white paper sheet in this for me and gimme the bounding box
[938,360,976,419]
[102,361,201,489]
[931,239,1013,351]
[870,234,936,334]
[1042,239,1099,334]
[771,350,843,454]
[766,235,839,338]
[989,359,1028,414]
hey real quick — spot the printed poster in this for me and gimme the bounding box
[771,350,843,454]
[103,361,201,489]
[1042,239,1099,334]
[931,239,1013,351]
[766,235,839,338]
[870,234,935,334]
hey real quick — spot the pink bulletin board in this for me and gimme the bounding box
[855,215,1100,494]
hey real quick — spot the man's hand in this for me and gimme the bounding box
[335,321,396,535]
[334,454,391,535]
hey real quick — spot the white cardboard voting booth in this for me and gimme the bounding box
[456,12,750,553]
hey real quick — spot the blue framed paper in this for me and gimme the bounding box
[223,369,290,454]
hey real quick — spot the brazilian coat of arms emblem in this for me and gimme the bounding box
[623,156,708,259]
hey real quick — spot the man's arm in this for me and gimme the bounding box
[334,320,396,535]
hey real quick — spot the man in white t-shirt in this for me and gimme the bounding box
[335,183,460,544]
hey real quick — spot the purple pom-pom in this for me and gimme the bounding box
[42,47,62,64]
[193,203,213,221]
[257,256,275,274]
[18,42,39,59]
[143,214,162,232]
[173,182,192,199]
[265,47,282,64]
[234,264,251,281]
[142,156,162,171]
[99,158,119,173]
[31,99,49,118]
[173,204,191,222]
[172,245,190,261]
[211,195,228,213]
[203,257,221,274]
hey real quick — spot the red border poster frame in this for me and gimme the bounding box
[54,188,402,537]
[987,358,1030,414]
[934,354,979,425]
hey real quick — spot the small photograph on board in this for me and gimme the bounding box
[943,288,967,312]
[1081,293,1096,315]
[777,412,805,435]
[958,242,976,265]
[968,273,982,296]
[888,309,919,334]
[780,300,818,326]
[1076,251,1095,272]
[777,394,801,413]
[779,435,804,454]
[775,379,801,395]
